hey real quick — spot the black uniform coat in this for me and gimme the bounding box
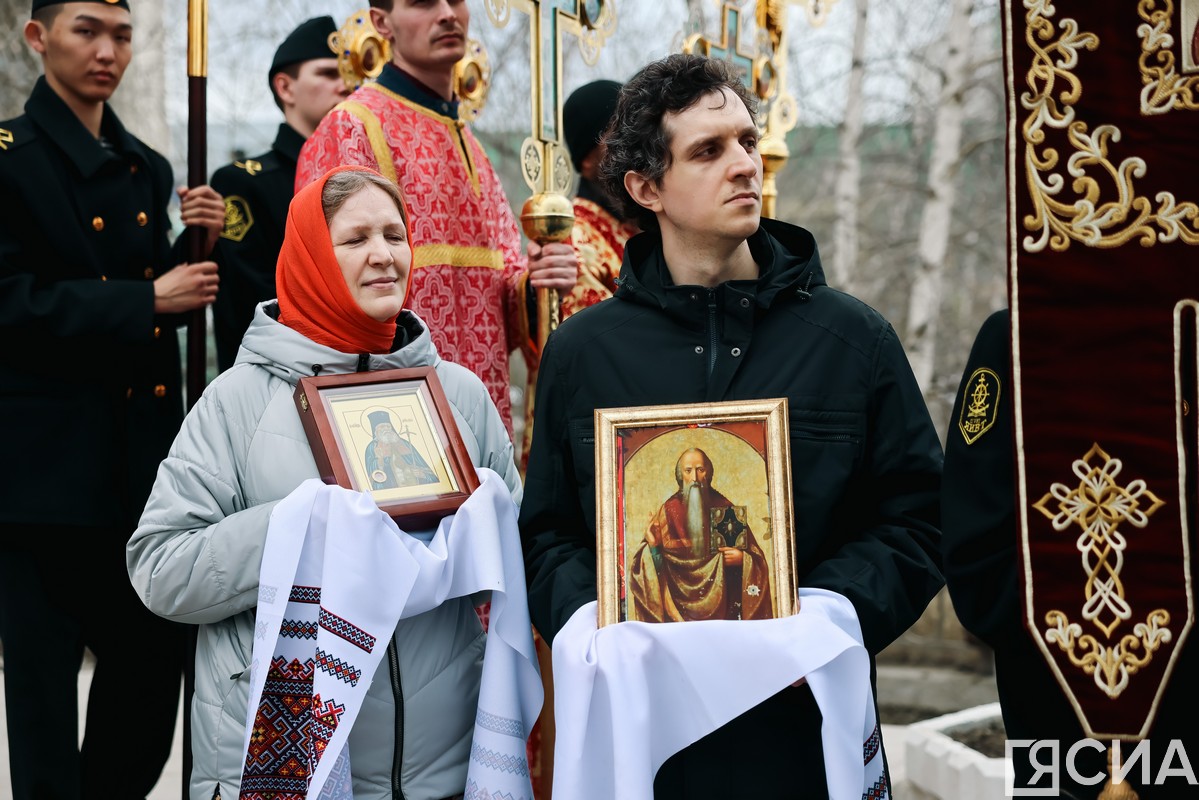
[520,218,944,798]
[210,123,303,371]
[942,309,1198,799]
[0,77,185,533]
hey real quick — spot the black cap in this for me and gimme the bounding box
[32,0,129,12]
[564,79,623,171]
[269,16,338,79]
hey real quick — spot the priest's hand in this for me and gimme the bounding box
[527,240,579,292]
[718,547,744,566]
[178,185,226,256]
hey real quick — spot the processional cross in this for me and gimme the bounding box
[484,0,616,350]
[683,0,838,217]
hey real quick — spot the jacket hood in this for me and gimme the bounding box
[234,302,441,383]
[614,217,827,312]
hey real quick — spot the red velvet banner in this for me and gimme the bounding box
[1006,0,1198,738]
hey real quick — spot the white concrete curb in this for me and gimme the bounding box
[904,702,1009,799]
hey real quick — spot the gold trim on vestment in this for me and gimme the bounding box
[412,244,503,271]
[335,99,398,185]
[363,83,481,196]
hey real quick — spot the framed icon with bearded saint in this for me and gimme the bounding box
[293,367,479,528]
[594,398,797,628]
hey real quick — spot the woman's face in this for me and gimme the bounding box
[329,184,412,322]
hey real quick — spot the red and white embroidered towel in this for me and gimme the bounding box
[239,469,542,799]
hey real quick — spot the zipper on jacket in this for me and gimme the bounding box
[706,288,718,379]
[388,639,406,800]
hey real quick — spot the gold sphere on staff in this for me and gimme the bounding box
[520,192,576,245]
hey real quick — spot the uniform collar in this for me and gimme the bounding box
[273,123,307,164]
[376,62,459,119]
[24,75,149,178]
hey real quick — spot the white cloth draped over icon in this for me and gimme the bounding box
[550,588,889,800]
[239,470,542,800]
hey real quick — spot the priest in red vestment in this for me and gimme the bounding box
[296,0,577,432]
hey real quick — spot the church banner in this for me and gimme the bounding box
[1006,0,1198,738]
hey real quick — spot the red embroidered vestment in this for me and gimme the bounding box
[297,83,533,432]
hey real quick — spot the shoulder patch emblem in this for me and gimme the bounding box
[0,129,13,151]
[958,367,1001,445]
[234,159,263,176]
[220,195,254,242]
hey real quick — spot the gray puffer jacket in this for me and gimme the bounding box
[128,304,522,800]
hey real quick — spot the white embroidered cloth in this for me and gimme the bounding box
[551,588,889,800]
[239,469,542,800]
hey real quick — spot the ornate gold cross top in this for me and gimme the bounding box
[484,0,616,349]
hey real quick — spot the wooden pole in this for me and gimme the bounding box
[186,0,208,410]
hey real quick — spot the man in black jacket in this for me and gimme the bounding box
[210,15,349,371]
[0,2,223,797]
[519,53,944,799]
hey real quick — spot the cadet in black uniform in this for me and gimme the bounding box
[210,15,347,371]
[0,2,223,798]
[942,309,1199,799]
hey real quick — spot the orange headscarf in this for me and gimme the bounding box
[277,166,410,354]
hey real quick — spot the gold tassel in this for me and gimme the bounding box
[1098,743,1139,800]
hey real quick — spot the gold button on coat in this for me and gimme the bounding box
[92,216,104,231]
[153,326,161,339]
[144,267,154,279]
[136,211,148,226]
[126,388,133,399]
[153,384,166,398]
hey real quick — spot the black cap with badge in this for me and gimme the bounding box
[32,0,129,11]
[269,15,339,84]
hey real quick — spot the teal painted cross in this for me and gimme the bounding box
[702,2,755,89]
[531,0,605,144]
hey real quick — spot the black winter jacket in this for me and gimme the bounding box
[520,219,943,796]
[521,218,944,652]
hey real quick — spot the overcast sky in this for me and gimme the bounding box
[159,0,984,161]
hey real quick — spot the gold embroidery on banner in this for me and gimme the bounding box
[234,159,262,176]
[958,367,1001,445]
[1043,608,1171,699]
[1137,0,1199,114]
[412,244,503,271]
[1032,443,1169,697]
[1021,2,1199,252]
[220,196,253,242]
[0,129,13,151]
[336,100,399,186]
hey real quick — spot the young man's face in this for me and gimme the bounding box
[653,87,762,243]
[26,3,133,106]
[278,58,350,134]
[372,0,469,77]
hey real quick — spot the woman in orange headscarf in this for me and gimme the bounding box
[128,166,521,800]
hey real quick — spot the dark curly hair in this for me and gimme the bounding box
[599,54,758,231]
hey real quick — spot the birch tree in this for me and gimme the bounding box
[904,0,974,393]
[828,0,869,290]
